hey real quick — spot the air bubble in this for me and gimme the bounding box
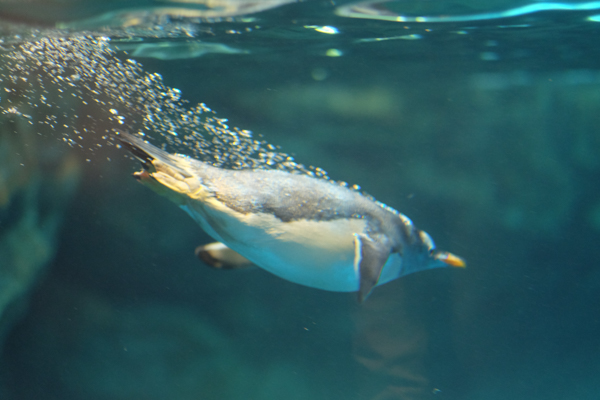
[0,35,339,182]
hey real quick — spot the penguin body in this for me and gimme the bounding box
[119,133,464,301]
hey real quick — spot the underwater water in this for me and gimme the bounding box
[0,0,599,399]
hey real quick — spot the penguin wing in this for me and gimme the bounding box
[354,233,392,303]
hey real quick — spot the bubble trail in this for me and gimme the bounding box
[0,34,329,178]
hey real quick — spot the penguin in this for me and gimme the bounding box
[118,132,465,302]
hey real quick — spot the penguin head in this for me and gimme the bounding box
[399,229,465,277]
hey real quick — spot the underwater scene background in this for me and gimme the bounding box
[0,0,599,399]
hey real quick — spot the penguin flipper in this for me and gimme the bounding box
[195,242,254,270]
[354,233,391,303]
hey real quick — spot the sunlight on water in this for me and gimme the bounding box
[337,0,600,23]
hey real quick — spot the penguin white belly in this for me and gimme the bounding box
[182,196,367,292]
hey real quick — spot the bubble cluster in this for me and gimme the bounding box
[0,34,329,178]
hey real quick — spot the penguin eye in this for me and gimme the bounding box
[418,230,435,250]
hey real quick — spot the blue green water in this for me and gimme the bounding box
[0,1,599,399]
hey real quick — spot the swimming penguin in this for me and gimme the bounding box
[118,132,465,302]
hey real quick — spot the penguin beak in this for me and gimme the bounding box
[435,251,466,268]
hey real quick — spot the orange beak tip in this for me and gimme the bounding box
[440,252,466,268]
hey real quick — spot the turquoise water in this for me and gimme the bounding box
[0,1,599,399]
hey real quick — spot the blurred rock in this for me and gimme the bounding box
[0,116,80,345]
[4,277,324,400]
